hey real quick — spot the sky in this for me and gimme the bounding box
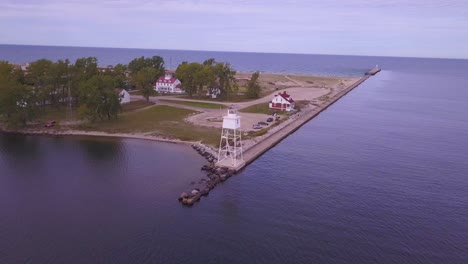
[1,0,467,59]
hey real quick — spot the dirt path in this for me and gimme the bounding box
[284,75,304,87]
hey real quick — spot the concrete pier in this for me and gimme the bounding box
[221,67,381,171]
[366,66,381,75]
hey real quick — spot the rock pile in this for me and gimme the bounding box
[178,146,236,206]
[191,144,217,163]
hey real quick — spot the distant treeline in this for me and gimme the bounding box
[0,56,261,126]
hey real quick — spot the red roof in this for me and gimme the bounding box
[156,77,177,84]
[275,91,294,103]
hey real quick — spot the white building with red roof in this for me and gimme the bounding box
[269,91,295,111]
[153,71,184,94]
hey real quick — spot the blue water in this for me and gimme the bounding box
[2,44,466,77]
[1,46,468,263]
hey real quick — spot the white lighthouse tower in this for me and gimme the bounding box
[217,109,244,169]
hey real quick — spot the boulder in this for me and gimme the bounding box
[191,189,199,196]
[183,198,194,206]
[200,188,210,196]
[179,192,189,201]
[213,177,221,185]
[192,194,201,202]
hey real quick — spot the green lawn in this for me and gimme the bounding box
[239,103,286,115]
[35,106,70,122]
[77,105,221,146]
[176,94,254,103]
[159,99,227,109]
[121,100,155,112]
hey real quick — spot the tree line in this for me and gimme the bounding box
[0,55,261,126]
[175,59,261,99]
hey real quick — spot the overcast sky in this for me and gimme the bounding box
[1,0,467,59]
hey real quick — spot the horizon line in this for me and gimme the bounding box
[1,43,467,61]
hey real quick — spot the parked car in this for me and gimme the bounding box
[252,124,262,130]
[267,117,274,122]
[258,121,268,126]
[44,121,56,128]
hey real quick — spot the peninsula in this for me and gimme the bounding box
[0,57,380,206]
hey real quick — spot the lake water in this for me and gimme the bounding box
[1,46,468,263]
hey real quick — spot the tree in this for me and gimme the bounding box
[26,59,54,110]
[176,62,204,97]
[78,75,121,122]
[203,58,216,66]
[48,59,70,108]
[246,71,261,99]
[214,62,237,100]
[0,62,35,126]
[128,56,165,76]
[112,63,129,88]
[194,64,215,97]
[128,56,165,95]
[134,67,157,102]
[70,57,99,106]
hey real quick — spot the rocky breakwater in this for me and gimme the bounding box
[178,144,236,206]
[191,143,218,163]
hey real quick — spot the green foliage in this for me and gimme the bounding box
[195,64,215,96]
[128,56,165,75]
[239,102,285,115]
[134,67,157,101]
[70,57,98,106]
[103,63,128,88]
[246,71,261,99]
[0,63,36,126]
[78,75,121,122]
[128,56,165,99]
[0,56,242,129]
[176,59,237,99]
[214,62,237,100]
[176,62,203,96]
[203,58,216,66]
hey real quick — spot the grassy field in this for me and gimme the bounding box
[294,100,311,111]
[239,103,287,115]
[33,101,155,124]
[35,106,70,122]
[176,94,253,103]
[76,105,221,146]
[121,100,155,112]
[159,99,227,109]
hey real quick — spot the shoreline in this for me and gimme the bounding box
[0,127,196,146]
